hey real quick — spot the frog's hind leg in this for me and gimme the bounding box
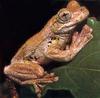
[8,73,57,98]
[4,62,58,98]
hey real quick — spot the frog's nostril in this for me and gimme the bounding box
[80,7,85,11]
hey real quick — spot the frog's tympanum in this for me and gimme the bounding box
[4,0,93,97]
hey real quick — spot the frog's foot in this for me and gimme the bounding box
[23,72,58,98]
[71,25,93,50]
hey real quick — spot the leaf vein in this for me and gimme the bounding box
[66,67,100,72]
[64,68,80,89]
[77,51,100,65]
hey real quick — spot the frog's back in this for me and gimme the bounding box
[11,18,54,63]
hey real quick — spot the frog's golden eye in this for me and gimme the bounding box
[57,9,71,23]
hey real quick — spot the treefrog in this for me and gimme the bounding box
[4,0,93,97]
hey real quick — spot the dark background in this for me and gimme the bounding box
[0,0,100,98]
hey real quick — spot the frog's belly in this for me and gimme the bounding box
[31,35,68,65]
[32,48,50,65]
[31,40,51,65]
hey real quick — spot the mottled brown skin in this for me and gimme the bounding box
[4,0,93,98]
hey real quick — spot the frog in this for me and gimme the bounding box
[4,0,93,98]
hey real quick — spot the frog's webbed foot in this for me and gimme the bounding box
[71,24,93,50]
[4,62,58,98]
[66,24,93,60]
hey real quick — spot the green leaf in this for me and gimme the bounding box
[42,18,100,98]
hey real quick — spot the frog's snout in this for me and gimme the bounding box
[80,7,89,17]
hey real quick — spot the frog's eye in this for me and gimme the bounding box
[57,9,71,23]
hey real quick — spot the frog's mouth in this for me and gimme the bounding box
[55,25,76,35]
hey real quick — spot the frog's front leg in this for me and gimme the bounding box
[4,61,58,98]
[45,25,93,61]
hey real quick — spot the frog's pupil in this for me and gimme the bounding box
[62,13,69,21]
[57,10,71,23]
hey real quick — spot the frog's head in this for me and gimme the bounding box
[51,0,89,34]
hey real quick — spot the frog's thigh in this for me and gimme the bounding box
[4,62,45,82]
[4,62,58,84]
[45,25,93,61]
